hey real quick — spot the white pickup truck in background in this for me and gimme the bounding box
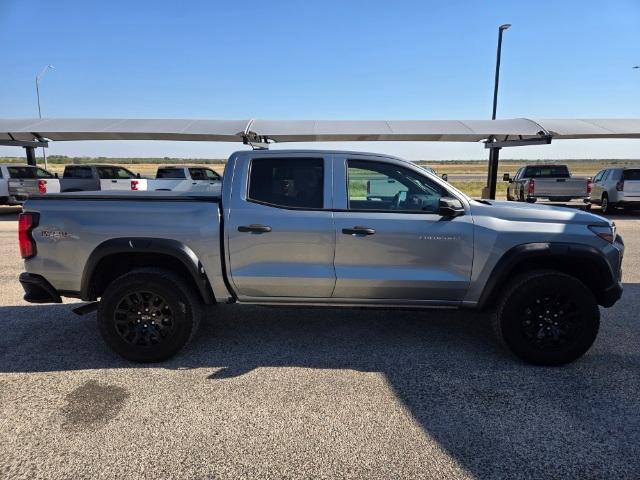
[147,166,222,191]
[0,164,61,205]
[504,164,592,205]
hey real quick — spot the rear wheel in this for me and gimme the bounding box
[493,270,600,366]
[97,268,202,362]
[601,194,610,214]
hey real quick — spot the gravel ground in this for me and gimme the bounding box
[0,205,639,479]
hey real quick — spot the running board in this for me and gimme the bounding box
[72,302,99,316]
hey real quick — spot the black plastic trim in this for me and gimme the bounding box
[81,238,215,304]
[19,272,62,304]
[477,242,621,309]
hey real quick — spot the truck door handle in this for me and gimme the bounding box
[238,224,272,233]
[342,226,376,235]
[111,180,118,183]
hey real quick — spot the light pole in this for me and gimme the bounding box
[35,65,54,169]
[485,24,511,199]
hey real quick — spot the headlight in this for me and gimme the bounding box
[588,224,616,243]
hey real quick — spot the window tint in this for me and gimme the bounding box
[204,168,221,180]
[35,167,54,178]
[601,170,610,181]
[189,168,207,180]
[64,166,93,179]
[523,165,570,178]
[8,166,37,178]
[248,158,323,209]
[623,169,640,181]
[592,170,604,183]
[347,160,446,213]
[97,167,136,179]
[157,168,186,179]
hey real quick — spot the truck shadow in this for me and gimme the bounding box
[1,285,639,477]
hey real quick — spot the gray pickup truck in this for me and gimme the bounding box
[18,150,624,366]
[504,164,592,204]
[60,164,145,192]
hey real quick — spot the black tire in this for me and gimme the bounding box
[493,270,600,366]
[519,189,525,202]
[601,194,610,214]
[97,268,202,362]
[526,197,537,204]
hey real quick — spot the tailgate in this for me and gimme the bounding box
[8,179,39,197]
[533,178,588,197]
[623,180,640,196]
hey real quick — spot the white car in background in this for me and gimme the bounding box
[0,164,60,205]
[147,166,222,191]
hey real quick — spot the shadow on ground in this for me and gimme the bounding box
[1,285,639,478]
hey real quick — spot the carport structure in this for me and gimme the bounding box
[2,117,640,198]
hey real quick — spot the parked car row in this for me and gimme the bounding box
[0,164,222,205]
[503,164,640,213]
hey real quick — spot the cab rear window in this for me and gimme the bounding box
[523,166,570,178]
[8,166,37,178]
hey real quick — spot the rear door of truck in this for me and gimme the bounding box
[188,167,221,191]
[97,166,145,191]
[225,153,336,298]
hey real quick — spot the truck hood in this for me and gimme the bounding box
[469,200,611,226]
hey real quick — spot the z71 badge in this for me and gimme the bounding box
[40,228,71,242]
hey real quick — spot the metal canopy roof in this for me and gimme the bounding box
[1,117,640,145]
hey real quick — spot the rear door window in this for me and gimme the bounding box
[204,168,221,180]
[64,166,93,179]
[35,168,55,178]
[157,168,186,179]
[248,158,324,209]
[97,167,136,179]
[188,168,207,180]
[623,169,640,181]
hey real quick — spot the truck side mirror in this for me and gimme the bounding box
[438,197,464,217]
[136,173,141,179]
[54,173,59,179]
[441,173,448,182]
[502,173,511,182]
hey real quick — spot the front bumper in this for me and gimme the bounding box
[19,273,62,303]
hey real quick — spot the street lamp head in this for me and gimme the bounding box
[47,65,55,70]
[633,65,640,69]
[499,23,511,31]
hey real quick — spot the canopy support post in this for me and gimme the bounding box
[25,146,37,166]
[485,147,501,200]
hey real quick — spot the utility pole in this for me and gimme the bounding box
[484,24,510,199]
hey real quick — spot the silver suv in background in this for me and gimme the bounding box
[590,167,640,214]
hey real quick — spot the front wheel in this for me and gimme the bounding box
[97,268,202,362]
[601,194,611,214]
[493,270,600,366]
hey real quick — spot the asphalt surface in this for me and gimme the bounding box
[1,205,639,479]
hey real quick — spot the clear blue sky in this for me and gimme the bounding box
[1,0,639,160]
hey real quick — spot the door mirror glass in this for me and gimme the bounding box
[438,197,464,217]
[502,173,511,182]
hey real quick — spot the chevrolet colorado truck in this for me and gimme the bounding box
[18,150,624,365]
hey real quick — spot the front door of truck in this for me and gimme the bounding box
[226,154,336,299]
[331,156,474,302]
